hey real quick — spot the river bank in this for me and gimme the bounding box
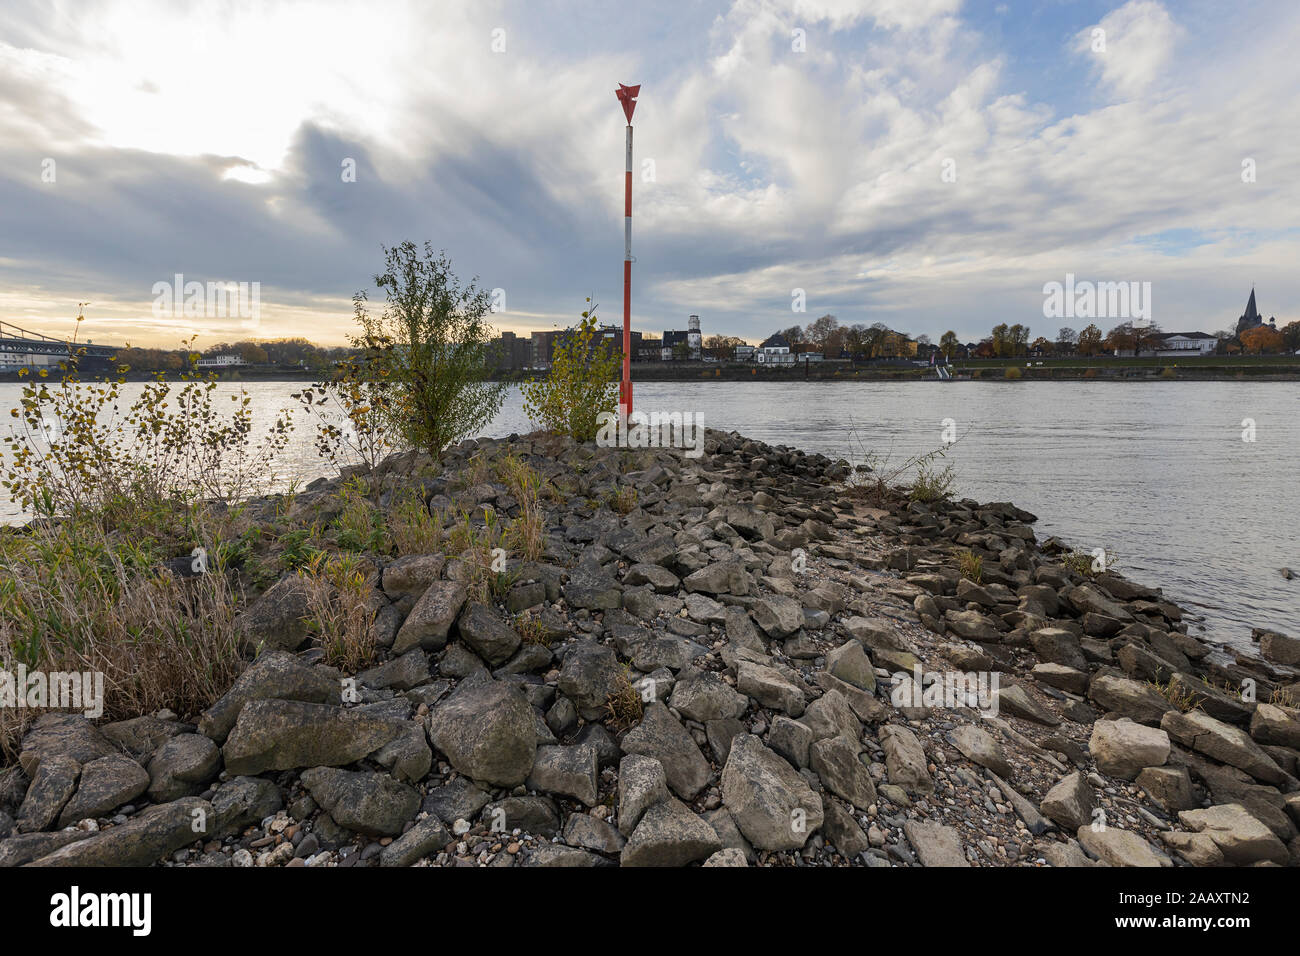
[2,429,1298,868]
[5,355,1300,385]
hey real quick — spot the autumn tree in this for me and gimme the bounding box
[1077,324,1103,356]
[939,330,959,360]
[805,314,839,349]
[1240,324,1284,354]
[1279,321,1300,351]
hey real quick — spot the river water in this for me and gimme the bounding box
[2,380,1296,655]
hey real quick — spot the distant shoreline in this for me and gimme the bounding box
[3,358,1300,385]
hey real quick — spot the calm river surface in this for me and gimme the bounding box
[2,380,1296,655]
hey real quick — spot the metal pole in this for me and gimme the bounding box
[615,83,639,420]
[622,122,633,418]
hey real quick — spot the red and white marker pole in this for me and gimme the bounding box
[616,83,640,419]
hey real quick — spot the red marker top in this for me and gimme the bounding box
[616,83,640,123]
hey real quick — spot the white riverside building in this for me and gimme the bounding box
[196,354,247,368]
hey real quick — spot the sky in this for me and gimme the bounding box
[1,0,1298,349]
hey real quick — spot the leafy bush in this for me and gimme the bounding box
[294,341,406,475]
[352,242,507,459]
[521,301,621,441]
[2,343,293,518]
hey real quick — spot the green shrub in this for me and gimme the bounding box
[352,242,507,459]
[521,300,620,441]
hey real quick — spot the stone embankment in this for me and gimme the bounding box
[2,431,1298,867]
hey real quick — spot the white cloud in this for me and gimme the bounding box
[1076,0,1183,100]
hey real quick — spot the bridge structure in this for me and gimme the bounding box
[0,320,118,373]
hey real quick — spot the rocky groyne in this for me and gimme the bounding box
[2,430,1298,868]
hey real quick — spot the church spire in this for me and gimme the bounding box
[1244,287,1259,321]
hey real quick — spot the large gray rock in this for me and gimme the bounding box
[617,754,670,835]
[147,733,221,802]
[768,716,814,769]
[903,820,969,867]
[1177,803,1289,865]
[236,576,314,651]
[393,581,467,653]
[843,616,912,652]
[751,595,804,639]
[99,714,191,759]
[1161,709,1289,785]
[1065,584,1132,621]
[1076,824,1172,867]
[56,754,149,828]
[484,795,561,839]
[621,702,712,800]
[620,799,722,866]
[299,767,419,836]
[720,734,823,850]
[356,649,430,692]
[683,559,751,596]
[557,642,625,721]
[669,671,748,722]
[810,734,877,810]
[736,661,806,716]
[826,640,875,692]
[381,553,445,612]
[562,562,622,610]
[702,847,748,866]
[880,724,933,792]
[526,744,599,806]
[380,814,451,866]
[944,609,1002,643]
[994,684,1059,725]
[198,649,340,743]
[821,800,869,859]
[1089,718,1170,780]
[564,813,626,855]
[455,603,522,666]
[801,689,861,742]
[29,798,212,866]
[1088,674,1175,725]
[947,724,1011,777]
[16,754,79,833]
[18,714,116,776]
[427,679,538,786]
[1259,630,1300,668]
[1250,703,1300,749]
[210,776,283,839]
[222,700,409,776]
[1135,766,1197,813]
[1030,628,1088,671]
[1040,771,1095,831]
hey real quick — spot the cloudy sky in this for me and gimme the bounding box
[2,0,1297,349]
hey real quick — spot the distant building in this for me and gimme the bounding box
[756,333,794,364]
[594,325,642,360]
[1149,331,1218,357]
[490,331,532,370]
[1235,288,1278,337]
[197,353,246,368]
[636,336,662,362]
[662,314,703,360]
[734,344,755,362]
[530,329,562,368]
